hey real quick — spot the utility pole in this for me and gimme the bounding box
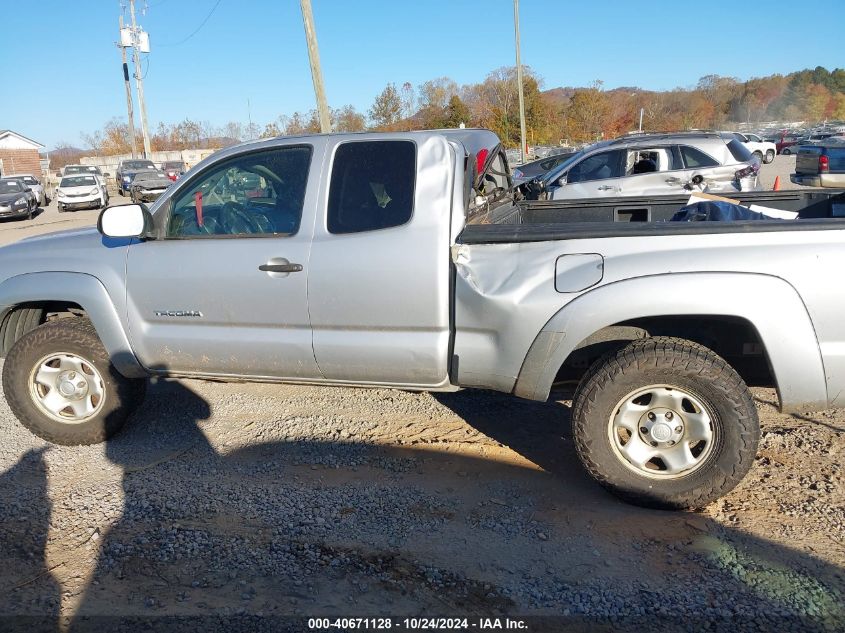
[129,0,152,157]
[300,0,331,133]
[119,15,138,158]
[513,0,527,163]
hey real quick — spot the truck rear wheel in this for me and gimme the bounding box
[571,337,759,509]
[2,319,146,446]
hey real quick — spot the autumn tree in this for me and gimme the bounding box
[369,83,403,129]
[564,81,611,141]
[261,122,282,138]
[333,105,367,132]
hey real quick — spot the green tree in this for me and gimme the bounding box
[443,95,471,128]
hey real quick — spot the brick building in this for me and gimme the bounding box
[0,130,45,178]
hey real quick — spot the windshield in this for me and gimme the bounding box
[64,165,100,175]
[19,176,38,185]
[0,180,23,194]
[123,161,156,170]
[60,176,97,187]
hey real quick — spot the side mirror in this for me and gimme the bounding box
[556,174,568,187]
[97,204,154,239]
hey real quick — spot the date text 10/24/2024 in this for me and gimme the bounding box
[308,618,528,630]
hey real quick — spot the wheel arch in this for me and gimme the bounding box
[0,272,146,378]
[513,272,828,412]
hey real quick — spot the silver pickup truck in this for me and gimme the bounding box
[1,129,843,510]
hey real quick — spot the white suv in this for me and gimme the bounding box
[541,132,760,200]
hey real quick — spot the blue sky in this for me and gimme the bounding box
[2,0,843,150]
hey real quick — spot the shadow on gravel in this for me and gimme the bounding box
[0,448,60,632]
[1,381,841,632]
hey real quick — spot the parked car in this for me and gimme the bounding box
[129,171,172,203]
[55,174,108,212]
[116,159,158,196]
[538,132,759,200]
[1,129,844,513]
[0,177,37,214]
[63,165,104,177]
[5,174,46,206]
[505,148,524,166]
[512,151,575,185]
[730,132,776,164]
[161,160,186,181]
[778,133,835,155]
[790,144,845,188]
[0,179,34,221]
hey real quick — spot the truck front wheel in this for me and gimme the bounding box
[571,337,759,509]
[2,319,146,446]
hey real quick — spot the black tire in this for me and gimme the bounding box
[752,150,763,162]
[1,308,43,357]
[2,318,146,446]
[571,336,759,510]
[782,147,792,155]
[764,150,775,164]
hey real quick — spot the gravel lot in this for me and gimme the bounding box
[1,160,843,631]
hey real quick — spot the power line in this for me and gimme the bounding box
[159,0,223,47]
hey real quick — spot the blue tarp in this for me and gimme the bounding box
[671,200,774,222]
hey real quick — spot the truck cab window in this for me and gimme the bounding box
[167,146,312,238]
[327,141,416,234]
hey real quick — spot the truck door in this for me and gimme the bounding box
[307,137,454,387]
[124,142,324,379]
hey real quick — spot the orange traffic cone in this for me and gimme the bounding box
[773,176,781,191]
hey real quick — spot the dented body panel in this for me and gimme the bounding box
[451,228,845,409]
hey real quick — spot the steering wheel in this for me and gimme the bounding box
[220,200,264,234]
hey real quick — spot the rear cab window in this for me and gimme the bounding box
[327,141,416,234]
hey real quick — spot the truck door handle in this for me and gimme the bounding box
[597,185,615,191]
[665,177,682,184]
[259,263,303,273]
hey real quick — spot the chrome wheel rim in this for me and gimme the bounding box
[608,385,715,479]
[29,352,106,424]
